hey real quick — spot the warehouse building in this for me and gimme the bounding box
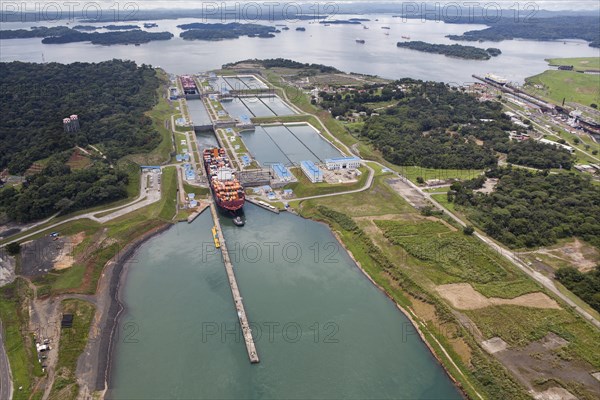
[325,156,362,171]
[301,160,323,183]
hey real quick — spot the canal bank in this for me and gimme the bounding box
[106,206,462,399]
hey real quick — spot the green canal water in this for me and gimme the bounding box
[107,206,461,399]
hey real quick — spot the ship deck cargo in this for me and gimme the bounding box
[203,148,245,212]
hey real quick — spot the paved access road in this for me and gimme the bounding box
[1,169,162,247]
[0,320,13,400]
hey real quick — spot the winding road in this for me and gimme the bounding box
[1,169,162,247]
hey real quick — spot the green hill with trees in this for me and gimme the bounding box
[354,80,573,169]
[449,168,600,248]
[0,60,164,222]
[0,60,161,173]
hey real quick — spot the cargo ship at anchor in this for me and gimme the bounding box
[203,148,245,225]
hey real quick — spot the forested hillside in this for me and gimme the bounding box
[358,80,573,169]
[0,154,129,222]
[0,60,161,173]
[450,168,600,248]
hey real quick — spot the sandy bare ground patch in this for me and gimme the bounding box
[481,337,507,354]
[53,232,86,270]
[386,178,431,209]
[495,332,599,398]
[436,283,561,310]
[532,387,577,400]
[533,238,599,272]
[475,178,498,194]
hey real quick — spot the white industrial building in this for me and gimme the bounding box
[325,156,362,171]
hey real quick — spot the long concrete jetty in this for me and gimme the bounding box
[209,202,260,363]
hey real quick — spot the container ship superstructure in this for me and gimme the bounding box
[203,148,245,219]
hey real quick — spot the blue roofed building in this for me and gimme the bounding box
[300,160,323,183]
[272,163,293,182]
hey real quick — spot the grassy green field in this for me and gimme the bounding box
[525,70,600,107]
[283,167,369,198]
[182,182,210,198]
[0,279,43,400]
[375,219,541,298]
[301,174,414,217]
[157,166,178,220]
[48,299,95,400]
[546,57,600,72]
[394,166,484,184]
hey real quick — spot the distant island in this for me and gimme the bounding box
[73,25,98,31]
[178,22,277,40]
[445,16,599,48]
[144,23,158,28]
[103,24,140,31]
[1,26,172,45]
[296,27,306,31]
[223,58,340,73]
[42,31,173,45]
[0,26,72,39]
[396,41,502,60]
[320,20,361,25]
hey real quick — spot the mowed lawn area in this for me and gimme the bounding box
[546,57,600,72]
[525,69,600,107]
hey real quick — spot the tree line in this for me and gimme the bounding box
[555,266,600,313]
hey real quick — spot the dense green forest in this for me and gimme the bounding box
[396,41,501,60]
[446,16,600,47]
[555,266,600,313]
[506,140,573,170]
[0,154,128,222]
[223,58,341,73]
[449,168,600,248]
[178,23,277,40]
[0,26,172,44]
[0,60,160,173]
[353,80,573,169]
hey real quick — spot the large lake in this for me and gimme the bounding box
[2,15,599,83]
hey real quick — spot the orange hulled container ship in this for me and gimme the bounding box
[203,148,245,212]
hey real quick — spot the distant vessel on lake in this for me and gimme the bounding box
[356,39,366,44]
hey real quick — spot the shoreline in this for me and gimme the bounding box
[322,221,474,400]
[80,222,172,399]
[88,209,472,399]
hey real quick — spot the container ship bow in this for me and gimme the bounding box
[203,148,245,223]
